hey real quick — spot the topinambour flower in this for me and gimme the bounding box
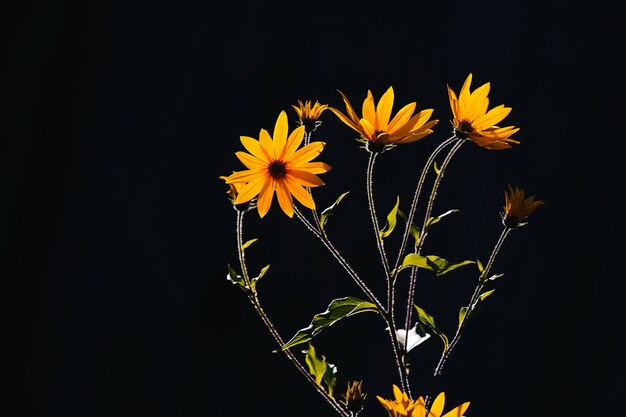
[448,73,520,150]
[501,185,545,228]
[329,86,439,153]
[222,110,331,218]
[377,384,470,417]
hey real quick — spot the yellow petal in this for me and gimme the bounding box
[458,73,473,108]
[429,392,445,417]
[285,177,315,209]
[387,102,417,133]
[442,401,470,417]
[464,82,490,121]
[235,151,267,170]
[258,128,275,160]
[362,90,376,126]
[282,125,306,159]
[235,175,266,204]
[337,90,360,124]
[358,118,376,141]
[288,170,324,187]
[273,111,289,159]
[275,180,294,217]
[240,136,265,161]
[376,86,395,131]
[287,141,325,166]
[256,179,275,218]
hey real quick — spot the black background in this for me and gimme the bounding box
[2,1,625,416]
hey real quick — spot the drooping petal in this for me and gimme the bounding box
[234,175,266,204]
[256,178,275,218]
[285,177,315,209]
[337,90,360,124]
[275,179,294,217]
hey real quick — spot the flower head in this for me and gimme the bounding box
[330,87,438,152]
[342,380,367,414]
[219,173,257,212]
[502,185,545,228]
[448,73,520,150]
[223,110,331,218]
[292,99,329,133]
[376,386,470,417]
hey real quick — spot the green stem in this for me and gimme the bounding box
[424,226,511,412]
[235,210,350,417]
[402,138,465,362]
[364,151,410,395]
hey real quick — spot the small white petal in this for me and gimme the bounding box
[396,326,431,352]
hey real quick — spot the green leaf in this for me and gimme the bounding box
[433,160,441,175]
[226,264,247,291]
[479,289,495,301]
[400,254,475,276]
[305,344,327,386]
[241,238,258,251]
[414,305,449,351]
[425,209,459,229]
[379,196,400,239]
[304,344,337,397]
[458,306,468,329]
[250,264,270,292]
[281,297,380,350]
[320,192,350,232]
[397,209,420,243]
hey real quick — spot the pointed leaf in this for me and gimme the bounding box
[400,254,475,276]
[305,344,327,386]
[250,264,270,292]
[320,192,350,232]
[425,209,459,228]
[281,297,380,350]
[397,209,420,243]
[242,238,258,251]
[414,305,449,351]
[379,196,400,239]
[458,306,468,329]
[433,160,441,174]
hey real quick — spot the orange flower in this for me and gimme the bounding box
[377,386,470,417]
[502,185,545,228]
[330,87,438,151]
[448,73,520,150]
[223,110,331,218]
[292,99,329,133]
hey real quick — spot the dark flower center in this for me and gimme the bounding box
[269,161,287,179]
[459,120,474,133]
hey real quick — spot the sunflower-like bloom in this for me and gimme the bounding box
[342,380,367,414]
[448,73,520,150]
[330,87,438,152]
[502,185,545,228]
[292,99,329,133]
[376,385,470,417]
[223,110,331,218]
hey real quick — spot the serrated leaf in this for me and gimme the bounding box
[379,196,400,239]
[241,238,258,251]
[425,209,459,228]
[414,305,448,351]
[281,297,380,350]
[320,192,350,232]
[400,254,475,276]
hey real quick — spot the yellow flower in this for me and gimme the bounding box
[342,380,367,413]
[292,99,329,133]
[223,110,331,218]
[330,87,438,152]
[502,185,545,228]
[376,386,470,417]
[448,73,520,150]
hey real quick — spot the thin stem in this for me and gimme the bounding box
[304,131,323,231]
[294,207,384,312]
[402,139,466,354]
[364,151,410,395]
[235,210,349,417]
[424,226,512,412]
[393,136,456,272]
